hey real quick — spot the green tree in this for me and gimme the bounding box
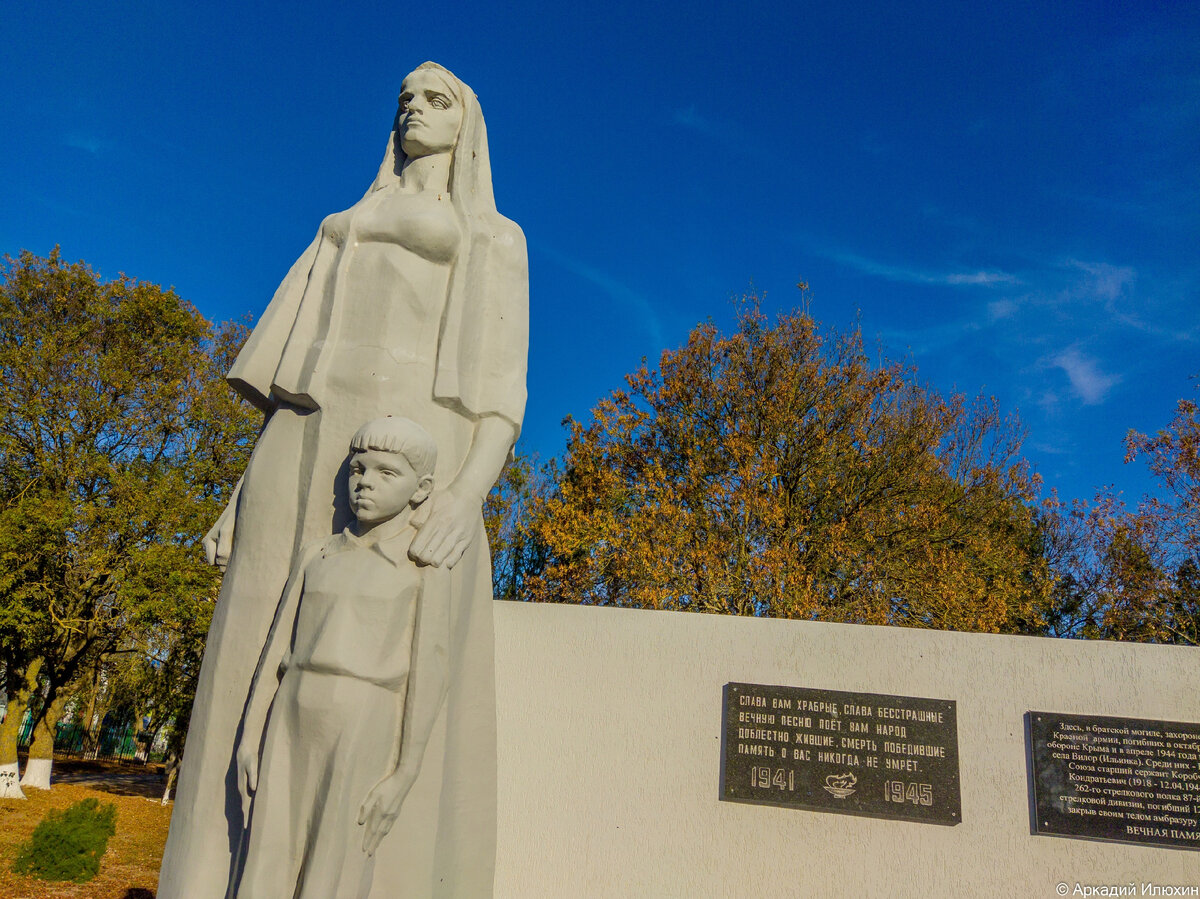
[525,298,1052,632]
[0,249,257,792]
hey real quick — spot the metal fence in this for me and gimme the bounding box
[16,711,163,764]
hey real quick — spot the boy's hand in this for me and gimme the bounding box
[409,488,479,569]
[358,771,417,856]
[235,740,259,827]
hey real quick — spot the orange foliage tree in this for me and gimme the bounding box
[1127,386,1199,573]
[484,453,551,602]
[1042,383,1198,645]
[522,299,1053,633]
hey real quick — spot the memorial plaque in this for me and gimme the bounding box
[1030,711,1200,850]
[720,682,961,825]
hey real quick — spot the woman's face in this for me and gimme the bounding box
[398,69,462,159]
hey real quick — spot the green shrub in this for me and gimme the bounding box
[11,797,118,883]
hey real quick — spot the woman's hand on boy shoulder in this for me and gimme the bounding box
[408,487,481,569]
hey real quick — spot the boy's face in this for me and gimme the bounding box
[348,450,432,526]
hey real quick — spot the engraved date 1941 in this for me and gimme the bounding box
[750,766,795,790]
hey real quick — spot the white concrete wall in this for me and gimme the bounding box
[493,601,1200,898]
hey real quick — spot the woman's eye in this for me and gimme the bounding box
[430,97,448,110]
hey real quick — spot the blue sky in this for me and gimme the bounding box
[4,1,1197,508]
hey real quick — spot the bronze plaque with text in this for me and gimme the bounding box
[721,682,961,825]
[1030,711,1200,850]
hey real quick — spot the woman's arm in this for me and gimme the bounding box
[227,234,322,413]
[203,476,243,570]
[408,414,516,568]
[203,404,275,569]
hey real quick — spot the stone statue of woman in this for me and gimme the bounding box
[157,61,528,899]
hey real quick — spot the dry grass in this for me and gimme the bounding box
[0,780,171,899]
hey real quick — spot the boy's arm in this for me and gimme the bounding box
[236,545,316,822]
[358,564,450,855]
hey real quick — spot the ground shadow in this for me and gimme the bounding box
[122,890,155,899]
[53,758,166,800]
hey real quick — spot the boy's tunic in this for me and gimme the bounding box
[239,524,420,899]
[291,527,421,691]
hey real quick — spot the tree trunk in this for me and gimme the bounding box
[20,689,68,791]
[85,675,113,760]
[132,709,148,762]
[0,658,42,800]
[162,751,180,805]
[81,660,101,733]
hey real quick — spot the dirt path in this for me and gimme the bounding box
[50,759,168,801]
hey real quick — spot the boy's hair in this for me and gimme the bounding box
[348,416,437,477]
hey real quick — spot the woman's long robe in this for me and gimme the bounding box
[157,180,528,899]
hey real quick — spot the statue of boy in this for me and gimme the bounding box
[235,416,447,898]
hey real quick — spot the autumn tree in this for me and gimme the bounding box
[0,249,257,793]
[1041,382,1199,645]
[484,454,552,602]
[1039,495,1172,641]
[525,299,1053,633]
[1126,383,1199,573]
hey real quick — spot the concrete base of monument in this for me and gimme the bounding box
[493,602,1200,897]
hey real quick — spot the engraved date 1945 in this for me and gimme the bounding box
[884,780,933,805]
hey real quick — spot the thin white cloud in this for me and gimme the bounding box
[1031,440,1071,456]
[823,248,1019,288]
[669,106,773,161]
[1066,259,1135,302]
[64,133,112,154]
[987,299,1017,322]
[944,271,1015,286]
[1035,391,1061,413]
[671,105,714,136]
[861,132,888,157]
[1055,259,1195,341]
[1049,347,1121,405]
[533,242,665,349]
[877,317,984,356]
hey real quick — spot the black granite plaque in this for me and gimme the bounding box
[720,682,961,825]
[1030,711,1200,850]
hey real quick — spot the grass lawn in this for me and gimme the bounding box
[0,780,171,899]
